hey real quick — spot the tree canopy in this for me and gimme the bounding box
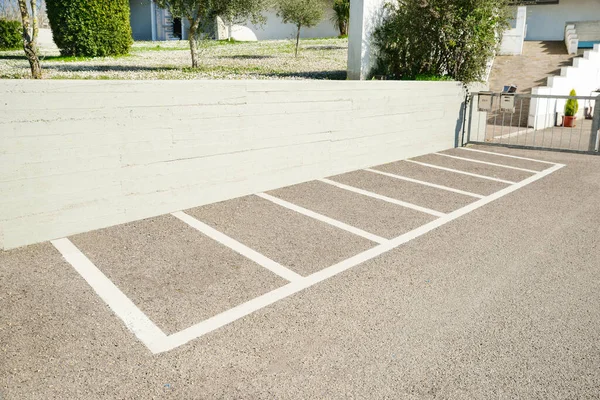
[275,0,327,57]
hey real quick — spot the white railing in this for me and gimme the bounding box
[564,24,579,55]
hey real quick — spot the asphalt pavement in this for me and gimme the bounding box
[1,145,599,399]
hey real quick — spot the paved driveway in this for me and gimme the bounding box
[1,145,599,399]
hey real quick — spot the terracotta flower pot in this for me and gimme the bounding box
[563,116,577,128]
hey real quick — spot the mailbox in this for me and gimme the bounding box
[478,92,493,112]
[500,93,516,113]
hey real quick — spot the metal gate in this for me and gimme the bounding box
[462,92,600,154]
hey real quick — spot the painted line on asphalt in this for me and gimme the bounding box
[51,238,167,353]
[172,211,303,283]
[458,147,557,165]
[433,153,539,173]
[319,178,446,218]
[157,163,565,353]
[404,160,517,184]
[364,168,485,199]
[256,193,387,244]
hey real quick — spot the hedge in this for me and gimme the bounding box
[46,0,133,57]
[0,19,22,51]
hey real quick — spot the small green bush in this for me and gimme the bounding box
[46,0,132,57]
[0,19,22,51]
[564,89,579,117]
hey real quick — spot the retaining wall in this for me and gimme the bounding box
[0,80,468,249]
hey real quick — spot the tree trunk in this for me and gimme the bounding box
[188,23,199,68]
[17,0,42,79]
[339,21,348,36]
[295,24,301,58]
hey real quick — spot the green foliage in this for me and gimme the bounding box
[275,0,327,56]
[0,19,21,50]
[276,0,326,29]
[565,89,579,117]
[46,0,132,57]
[372,0,511,83]
[331,0,349,36]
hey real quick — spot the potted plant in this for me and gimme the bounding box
[563,89,579,128]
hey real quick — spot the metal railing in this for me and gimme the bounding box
[464,92,600,154]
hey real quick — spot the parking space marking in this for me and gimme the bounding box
[51,238,167,353]
[172,211,303,282]
[50,151,566,355]
[157,162,566,353]
[364,168,485,199]
[319,178,446,218]
[256,193,387,244]
[433,153,539,173]
[405,160,517,184]
[457,147,557,164]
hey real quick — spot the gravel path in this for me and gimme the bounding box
[0,38,348,80]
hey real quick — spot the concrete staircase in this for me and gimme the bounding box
[488,41,576,126]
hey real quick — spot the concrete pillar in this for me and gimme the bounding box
[347,0,387,80]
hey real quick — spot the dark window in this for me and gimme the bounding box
[173,18,182,39]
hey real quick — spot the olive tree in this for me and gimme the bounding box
[214,0,268,41]
[16,0,41,78]
[155,0,268,67]
[372,0,511,83]
[275,0,327,57]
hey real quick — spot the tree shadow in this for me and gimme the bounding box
[303,45,348,51]
[0,55,25,60]
[258,70,347,80]
[219,55,274,60]
[47,64,179,72]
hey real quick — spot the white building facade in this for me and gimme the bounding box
[523,0,600,41]
[128,0,339,42]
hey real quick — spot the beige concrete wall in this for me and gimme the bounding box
[0,80,467,249]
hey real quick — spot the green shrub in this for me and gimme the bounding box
[0,19,22,51]
[331,0,349,36]
[564,89,579,117]
[46,0,132,57]
[372,0,511,83]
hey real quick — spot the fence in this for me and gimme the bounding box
[464,92,600,154]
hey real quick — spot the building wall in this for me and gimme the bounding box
[525,0,600,41]
[130,0,153,41]
[0,80,469,250]
[242,10,339,40]
[500,6,527,55]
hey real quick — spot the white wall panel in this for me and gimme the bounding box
[1,80,469,249]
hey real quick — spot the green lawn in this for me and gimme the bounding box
[0,38,348,80]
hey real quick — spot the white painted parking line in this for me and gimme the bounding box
[457,147,557,165]
[405,160,517,184]
[51,238,167,353]
[172,211,303,282]
[157,162,565,353]
[319,178,446,218]
[433,153,539,173]
[364,168,485,199]
[256,193,387,244]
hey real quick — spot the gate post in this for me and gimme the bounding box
[589,95,600,152]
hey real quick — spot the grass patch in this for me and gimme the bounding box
[413,74,454,81]
[1,37,348,80]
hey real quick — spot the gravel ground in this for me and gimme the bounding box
[0,38,348,80]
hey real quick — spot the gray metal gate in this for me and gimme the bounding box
[462,92,600,154]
